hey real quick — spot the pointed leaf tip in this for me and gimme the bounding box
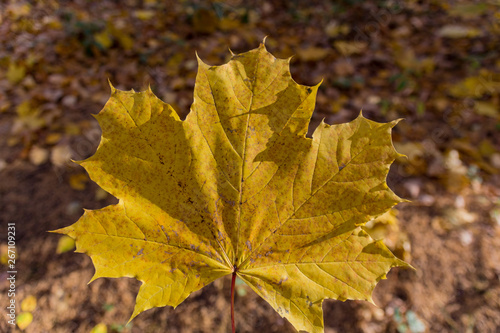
[195,51,207,67]
[88,273,100,284]
[390,117,404,127]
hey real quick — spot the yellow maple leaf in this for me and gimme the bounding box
[52,42,410,333]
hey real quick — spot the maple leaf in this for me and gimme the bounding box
[52,42,411,333]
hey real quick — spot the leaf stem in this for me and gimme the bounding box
[231,270,236,333]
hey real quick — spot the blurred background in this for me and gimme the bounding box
[1,0,499,332]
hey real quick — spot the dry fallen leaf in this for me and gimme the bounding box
[438,25,481,38]
[20,295,37,312]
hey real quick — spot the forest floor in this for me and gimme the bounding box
[1,1,500,332]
